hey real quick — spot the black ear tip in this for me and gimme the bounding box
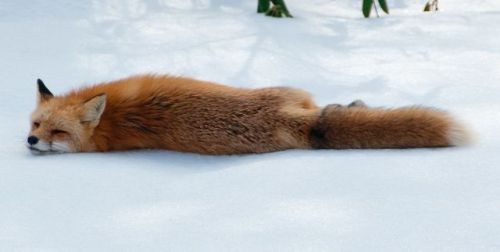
[37,78,53,97]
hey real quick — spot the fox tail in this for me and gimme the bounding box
[309,105,470,149]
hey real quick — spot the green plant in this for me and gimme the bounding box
[362,0,389,18]
[257,0,293,18]
[257,0,440,19]
[423,0,439,12]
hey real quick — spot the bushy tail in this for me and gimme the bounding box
[309,105,470,149]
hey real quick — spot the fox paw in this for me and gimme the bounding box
[325,103,343,108]
[324,100,367,112]
[348,99,367,108]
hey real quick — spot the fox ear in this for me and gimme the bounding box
[37,79,54,103]
[81,93,107,124]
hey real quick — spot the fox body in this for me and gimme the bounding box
[27,74,469,154]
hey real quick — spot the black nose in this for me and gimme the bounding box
[27,136,39,145]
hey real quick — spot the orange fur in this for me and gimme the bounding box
[28,74,469,154]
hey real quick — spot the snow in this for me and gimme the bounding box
[1,0,500,250]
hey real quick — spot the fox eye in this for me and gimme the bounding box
[33,122,40,128]
[51,129,67,135]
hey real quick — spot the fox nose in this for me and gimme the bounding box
[27,136,39,145]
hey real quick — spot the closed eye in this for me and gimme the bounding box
[51,129,67,135]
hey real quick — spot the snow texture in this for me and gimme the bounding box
[1,0,500,251]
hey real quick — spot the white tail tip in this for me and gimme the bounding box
[447,119,473,146]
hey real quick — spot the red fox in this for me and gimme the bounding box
[27,74,469,154]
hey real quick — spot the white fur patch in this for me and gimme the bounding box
[29,140,51,152]
[51,141,72,153]
[447,119,472,146]
[28,140,71,154]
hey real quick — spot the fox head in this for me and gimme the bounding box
[27,79,106,154]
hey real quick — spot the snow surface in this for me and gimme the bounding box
[1,0,500,251]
